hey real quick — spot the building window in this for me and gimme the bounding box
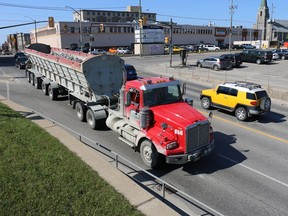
[123,27,127,33]
[118,27,121,32]
[110,27,113,33]
[71,27,75,33]
[87,11,90,15]
[92,18,95,22]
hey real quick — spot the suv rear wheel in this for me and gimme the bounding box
[197,63,202,68]
[235,107,247,121]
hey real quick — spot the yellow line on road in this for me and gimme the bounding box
[201,111,288,144]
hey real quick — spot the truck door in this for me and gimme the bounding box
[125,89,141,127]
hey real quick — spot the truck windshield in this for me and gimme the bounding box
[143,85,182,107]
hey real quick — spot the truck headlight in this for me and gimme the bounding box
[166,141,179,150]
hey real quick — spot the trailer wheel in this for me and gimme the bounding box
[140,140,161,168]
[27,71,32,83]
[76,101,87,122]
[34,77,42,89]
[42,82,49,95]
[48,86,58,100]
[31,73,35,86]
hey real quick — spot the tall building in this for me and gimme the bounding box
[255,0,288,46]
[255,0,269,41]
[72,6,156,23]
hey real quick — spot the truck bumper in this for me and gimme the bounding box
[165,140,214,165]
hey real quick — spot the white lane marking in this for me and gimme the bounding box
[219,154,288,188]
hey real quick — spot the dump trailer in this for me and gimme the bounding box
[25,44,214,168]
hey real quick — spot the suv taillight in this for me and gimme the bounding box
[250,101,257,106]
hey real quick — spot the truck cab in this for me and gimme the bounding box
[107,76,215,168]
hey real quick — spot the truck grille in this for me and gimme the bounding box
[186,120,210,153]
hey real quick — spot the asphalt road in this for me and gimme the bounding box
[1,55,288,215]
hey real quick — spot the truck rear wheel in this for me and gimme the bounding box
[42,82,49,95]
[76,101,87,122]
[86,109,96,129]
[140,140,161,168]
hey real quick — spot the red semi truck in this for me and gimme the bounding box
[25,44,214,168]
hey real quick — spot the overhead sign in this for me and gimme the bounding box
[135,27,164,43]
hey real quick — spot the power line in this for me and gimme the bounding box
[0,2,125,11]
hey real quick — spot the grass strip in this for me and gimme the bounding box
[0,102,143,216]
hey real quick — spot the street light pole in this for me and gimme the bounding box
[25,16,38,43]
[66,6,83,51]
[139,0,142,57]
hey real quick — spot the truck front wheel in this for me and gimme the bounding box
[76,101,87,122]
[140,140,161,168]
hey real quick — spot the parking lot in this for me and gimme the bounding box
[125,51,288,101]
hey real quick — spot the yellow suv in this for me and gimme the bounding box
[200,81,271,121]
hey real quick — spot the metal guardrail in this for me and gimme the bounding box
[26,108,224,216]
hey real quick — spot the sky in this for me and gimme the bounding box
[0,0,287,45]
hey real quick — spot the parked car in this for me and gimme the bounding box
[239,49,272,64]
[196,56,232,71]
[164,46,184,54]
[201,44,220,51]
[193,45,208,52]
[108,47,118,54]
[15,56,29,69]
[91,49,107,55]
[271,51,279,60]
[14,51,26,59]
[220,53,243,68]
[117,47,130,54]
[124,64,138,81]
[232,44,243,50]
[271,49,288,60]
[241,44,256,49]
[200,81,271,121]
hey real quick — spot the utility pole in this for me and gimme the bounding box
[228,0,237,52]
[169,18,173,68]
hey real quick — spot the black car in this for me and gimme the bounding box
[239,49,272,64]
[124,64,137,81]
[14,52,26,59]
[272,49,288,60]
[220,53,243,67]
[15,56,28,69]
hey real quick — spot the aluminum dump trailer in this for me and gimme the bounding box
[25,44,125,128]
[26,44,125,102]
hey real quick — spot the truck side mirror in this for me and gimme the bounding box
[182,83,186,96]
[125,92,131,107]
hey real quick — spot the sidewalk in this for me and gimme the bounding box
[0,95,180,216]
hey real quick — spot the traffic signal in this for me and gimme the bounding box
[63,24,67,31]
[142,16,147,25]
[48,17,54,27]
[139,19,143,28]
[100,24,104,32]
[165,37,169,44]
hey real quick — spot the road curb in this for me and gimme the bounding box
[0,95,180,216]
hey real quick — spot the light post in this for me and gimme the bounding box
[66,6,83,51]
[25,16,37,43]
[139,0,142,57]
